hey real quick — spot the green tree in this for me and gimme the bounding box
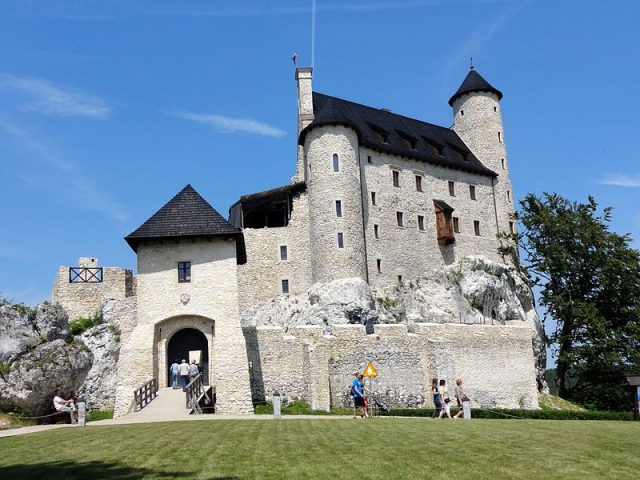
[501,193,640,410]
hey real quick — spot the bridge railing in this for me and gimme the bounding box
[133,378,158,411]
[185,374,214,414]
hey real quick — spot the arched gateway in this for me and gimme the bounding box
[113,185,254,417]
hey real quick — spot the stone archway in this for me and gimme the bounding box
[166,328,209,386]
[156,316,216,389]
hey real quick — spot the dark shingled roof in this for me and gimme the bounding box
[448,68,503,106]
[299,92,496,177]
[125,184,242,253]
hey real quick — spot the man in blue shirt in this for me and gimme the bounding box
[352,372,367,418]
[170,359,180,389]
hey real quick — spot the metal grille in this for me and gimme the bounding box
[69,267,103,283]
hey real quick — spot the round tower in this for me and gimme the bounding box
[449,67,516,238]
[303,124,367,284]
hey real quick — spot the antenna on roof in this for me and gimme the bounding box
[311,0,317,69]
[470,57,474,70]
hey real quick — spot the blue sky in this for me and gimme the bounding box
[1,0,639,314]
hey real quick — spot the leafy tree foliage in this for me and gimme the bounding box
[500,193,640,410]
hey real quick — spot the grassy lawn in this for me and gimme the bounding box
[1,418,638,479]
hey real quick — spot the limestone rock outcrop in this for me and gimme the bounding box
[241,256,547,391]
[78,324,120,411]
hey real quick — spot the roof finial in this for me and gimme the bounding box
[470,57,474,70]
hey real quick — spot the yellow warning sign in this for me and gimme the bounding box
[362,362,378,378]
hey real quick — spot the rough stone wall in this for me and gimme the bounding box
[237,192,313,313]
[249,322,539,411]
[452,91,515,240]
[51,261,134,321]
[113,238,253,417]
[360,146,503,289]
[305,125,368,283]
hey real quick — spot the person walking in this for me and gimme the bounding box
[438,379,452,419]
[189,360,199,381]
[170,359,180,389]
[454,378,469,419]
[351,373,367,418]
[431,378,442,418]
[178,359,190,389]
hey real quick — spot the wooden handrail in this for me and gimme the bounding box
[133,378,158,411]
[185,374,214,414]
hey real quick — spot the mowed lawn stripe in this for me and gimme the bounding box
[1,419,638,479]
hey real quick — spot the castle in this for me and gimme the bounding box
[52,67,540,417]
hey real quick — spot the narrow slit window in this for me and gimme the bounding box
[501,158,505,170]
[415,175,423,192]
[398,275,403,283]
[418,215,425,231]
[376,259,381,273]
[474,221,481,236]
[460,110,464,116]
[396,211,404,227]
[332,153,340,172]
[469,185,476,200]
[509,221,514,234]
[448,181,455,196]
[494,106,497,112]
[498,132,502,143]
[507,190,511,202]
[279,245,288,261]
[178,262,191,283]
[281,279,290,294]
[453,217,460,233]
[335,200,342,218]
[337,232,344,248]
[367,155,372,164]
[374,224,379,238]
[371,191,377,206]
[393,170,400,187]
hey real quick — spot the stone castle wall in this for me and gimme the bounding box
[51,260,134,322]
[246,322,539,411]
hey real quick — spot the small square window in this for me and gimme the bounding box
[371,192,377,206]
[396,211,404,227]
[337,232,344,248]
[374,224,379,238]
[474,221,481,236]
[453,217,460,233]
[417,215,425,231]
[469,185,476,200]
[279,245,288,261]
[376,259,381,273]
[393,170,400,188]
[415,175,423,192]
[332,154,340,172]
[448,181,455,196]
[281,279,290,294]
[178,261,191,283]
[335,200,342,218]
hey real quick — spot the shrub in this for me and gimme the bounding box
[69,312,103,335]
[381,407,633,421]
[0,362,11,377]
[255,400,330,416]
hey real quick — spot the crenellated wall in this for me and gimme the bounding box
[246,322,539,411]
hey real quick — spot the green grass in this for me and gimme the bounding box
[1,419,638,479]
[87,410,114,421]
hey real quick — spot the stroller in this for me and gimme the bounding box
[371,396,390,416]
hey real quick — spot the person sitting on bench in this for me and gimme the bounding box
[53,388,77,424]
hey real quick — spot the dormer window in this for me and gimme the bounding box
[397,131,417,150]
[423,138,444,156]
[367,123,389,144]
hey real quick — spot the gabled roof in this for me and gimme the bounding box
[448,68,503,106]
[299,92,496,178]
[125,184,241,252]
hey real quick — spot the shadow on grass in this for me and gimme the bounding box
[0,460,243,480]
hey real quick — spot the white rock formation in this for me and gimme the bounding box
[78,324,120,411]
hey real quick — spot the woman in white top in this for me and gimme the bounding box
[437,379,452,419]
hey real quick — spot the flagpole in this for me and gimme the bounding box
[311,0,316,69]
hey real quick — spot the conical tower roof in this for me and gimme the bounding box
[125,184,240,252]
[448,68,503,106]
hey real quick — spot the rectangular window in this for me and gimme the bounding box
[279,245,288,261]
[376,259,381,273]
[417,215,425,231]
[374,224,379,238]
[509,221,514,234]
[501,158,505,170]
[415,175,423,192]
[337,232,344,248]
[393,170,400,187]
[335,200,342,218]
[332,154,340,172]
[367,155,372,164]
[281,279,290,294]
[453,217,460,233]
[469,185,476,200]
[474,221,481,236]
[398,275,403,283]
[448,181,455,196]
[178,262,191,283]
[396,211,404,227]
[371,192,377,206]
[507,190,511,202]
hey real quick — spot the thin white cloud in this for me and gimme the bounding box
[0,116,128,222]
[175,111,287,138]
[599,174,640,188]
[0,74,111,118]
